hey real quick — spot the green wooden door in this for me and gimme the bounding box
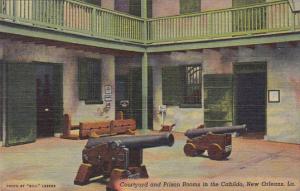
[6,63,37,146]
[162,66,184,106]
[204,74,233,127]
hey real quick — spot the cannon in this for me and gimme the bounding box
[74,133,174,190]
[159,123,176,132]
[184,124,246,160]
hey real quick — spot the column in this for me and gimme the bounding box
[142,52,148,130]
[141,0,148,130]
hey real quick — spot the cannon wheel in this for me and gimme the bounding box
[223,151,231,158]
[184,143,199,157]
[208,143,225,160]
[107,168,128,191]
[197,149,205,155]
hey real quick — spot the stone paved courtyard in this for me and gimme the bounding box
[0,132,299,191]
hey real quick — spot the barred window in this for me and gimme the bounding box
[162,64,202,108]
[183,65,202,105]
[78,58,102,104]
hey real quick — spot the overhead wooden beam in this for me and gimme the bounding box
[288,41,298,47]
[205,48,220,52]
[244,45,255,49]
[188,49,203,53]
[227,46,239,50]
[264,43,277,49]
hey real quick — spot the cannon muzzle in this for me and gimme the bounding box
[85,133,174,149]
[185,124,247,139]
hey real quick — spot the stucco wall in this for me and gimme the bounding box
[102,0,115,10]
[151,45,300,144]
[63,53,115,125]
[150,49,236,132]
[152,0,233,17]
[0,40,115,128]
[150,52,204,132]
[238,44,300,144]
[152,0,179,17]
[201,0,232,11]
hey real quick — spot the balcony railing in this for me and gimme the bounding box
[147,0,300,43]
[0,0,299,45]
[0,0,144,43]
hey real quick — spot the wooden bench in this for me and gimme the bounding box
[61,114,80,140]
[111,119,136,135]
[79,120,112,139]
[79,119,136,139]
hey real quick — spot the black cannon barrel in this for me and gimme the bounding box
[185,124,247,139]
[85,133,174,149]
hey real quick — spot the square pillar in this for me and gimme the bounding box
[142,52,148,130]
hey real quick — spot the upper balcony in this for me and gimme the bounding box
[0,0,300,52]
[0,0,145,52]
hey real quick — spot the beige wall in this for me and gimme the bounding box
[150,51,204,132]
[150,49,236,132]
[237,44,300,144]
[63,53,115,124]
[293,0,300,11]
[102,0,115,10]
[201,0,232,11]
[152,0,180,17]
[150,45,300,144]
[152,0,233,17]
[0,40,116,128]
[1,39,299,144]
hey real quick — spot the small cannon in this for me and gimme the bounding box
[159,123,176,132]
[184,124,246,160]
[74,133,174,190]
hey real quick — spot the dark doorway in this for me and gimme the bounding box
[234,63,267,133]
[36,68,54,137]
[129,67,153,129]
[36,64,63,137]
[115,60,153,129]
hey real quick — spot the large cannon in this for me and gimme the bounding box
[185,124,246,139]
[74,133,174,190]
[184,125,246,160]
